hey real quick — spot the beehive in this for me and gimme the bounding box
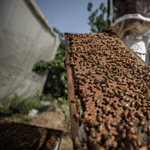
[0,122,63,150]
[65,32,150,150]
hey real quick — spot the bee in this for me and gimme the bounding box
[94,78,100,84]
[104,137,113,148]
[90,79,94,84]
[129,128,136,134]
[131,101,135,107]
[97,114,103,122]
[118,124,124,132]
[111,141,118,149]
[81,77,87,83]
[71,98,78,103]
[90,127,96,138]
[119,92,124,98]
[95,84,102,90]
[82,97,90,103]
[95,99,101,105]
[131,117,139,124]
[84,115,91,123]
[123,109,129,118]
[102,114,107,119]
[75,74,80,79]
[131,140,138,148]
[139,120,146,126]
[112,88,119,96]
[128,108,133,117]
[93,96,98,102]
[120,142,125,149]
[97,123,103,133]
[105,120,111,131]
[96,136,102,143]
[121,128,126,138]
[102,87,107,92]
[76,104,80,114]
[69,61,76,66]
[84,125,89,132]
[64,76,67,80]
[82,143,88,150]
[74,112,80,121]
[80,92,87,98]
[147,126,150,136]
[139,94,145,100]
[112,102,118,110]
[111,122,118,127]
[135,112,144,120]
[147,112,150,120]
[128,121,135,127]
[142,125,148,133]
[93,121,99,127]
[101,84,107,87]
[118,103,123,107]
[103,97,110,104]
[123,103,130,109]
[64,93,68,100]
[74,137,81,149]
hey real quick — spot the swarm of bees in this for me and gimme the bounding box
[65,32,150,150]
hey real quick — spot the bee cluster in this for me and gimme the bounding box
[65,32,150,150]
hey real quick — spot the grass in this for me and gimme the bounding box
[0,93,54,114]
[19,97,42,114]
[0,97,11,113]
[0,92,72,128]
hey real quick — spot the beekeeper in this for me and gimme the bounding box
[108,0,150,64]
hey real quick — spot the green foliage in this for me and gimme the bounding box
[51,104,57,111]
[40,93,53,101]
[0,93,51,114]
[33,60,49,73]
[0,93,21,113]
[19,97,42,114]
[33,28,67,97]
[87,2,107,33]
[0,97,11,113]
[11,93,22,108]
[87,2,93,11]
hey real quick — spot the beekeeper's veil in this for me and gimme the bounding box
[107,0,150,38]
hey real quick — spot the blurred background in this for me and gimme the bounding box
[0,1,107,149]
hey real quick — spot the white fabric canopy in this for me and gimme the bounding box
[0,0,60,100]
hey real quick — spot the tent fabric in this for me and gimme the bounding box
[0,0,60,100]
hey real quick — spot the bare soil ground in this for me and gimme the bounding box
[0,104,73,150]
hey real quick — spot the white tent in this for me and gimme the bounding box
[0,0,60,100]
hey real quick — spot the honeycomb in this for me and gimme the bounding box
[65,32,150,150]
[0,122,62,150]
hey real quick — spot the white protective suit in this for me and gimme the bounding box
[121,30,150,64]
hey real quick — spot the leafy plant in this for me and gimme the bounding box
[0,97,11,113]
[88,2,107,33]
[32,28,67,97]
[0,93,45,114]
[19,97,42,114]
[11,93,22,108]
[50,104,57,111]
